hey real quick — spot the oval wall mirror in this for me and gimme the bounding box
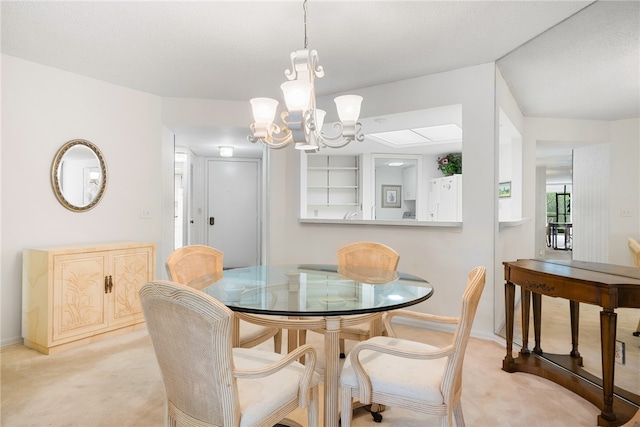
[51,139,107,212]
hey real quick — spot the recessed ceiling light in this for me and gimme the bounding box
[219,146,234,157]
[367,124,462,148]
[388,162,404,166]
[368,130,430,147]
[412,124,462,142]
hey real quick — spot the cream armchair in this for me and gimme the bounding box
[166,245,283,352]
[340,266,486,426]
[140,281,320,427]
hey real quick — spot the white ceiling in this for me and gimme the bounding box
[2,1,638,168]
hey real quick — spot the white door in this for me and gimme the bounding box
[207,159,260,268]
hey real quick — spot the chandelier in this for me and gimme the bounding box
[248,0,364,151]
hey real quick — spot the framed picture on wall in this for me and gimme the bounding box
[381,185,402,208]
[499,181,512,198]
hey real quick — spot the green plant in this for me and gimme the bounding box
[437,153,462,176]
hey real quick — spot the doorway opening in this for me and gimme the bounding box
[174,151,189,249]
[545,184,573,258]
[174,145,265,268]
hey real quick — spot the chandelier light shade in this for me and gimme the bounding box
[250,98,279,126]
[335,95,362,122]
[248,1,364,151]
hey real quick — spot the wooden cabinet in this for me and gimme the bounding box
[23,242,155,354]
[307,155,359,207]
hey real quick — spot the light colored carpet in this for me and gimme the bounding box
[1,323,606,427]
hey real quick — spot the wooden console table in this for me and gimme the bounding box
[502,259,640,426]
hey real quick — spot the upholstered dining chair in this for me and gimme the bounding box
[140,281,319,427]
[628,238,640,337]
[340,266,486,427]
[299,241,400,358]
[166,245,282,352]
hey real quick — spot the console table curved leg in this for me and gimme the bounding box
[532,292,543,354]
[503,281,515,368]
[599,309,617,424]
[570,300,582,364]
[521,289,531,355]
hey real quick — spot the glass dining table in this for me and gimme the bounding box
[188,264,434,427]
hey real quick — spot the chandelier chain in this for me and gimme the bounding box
[303,0,308,49]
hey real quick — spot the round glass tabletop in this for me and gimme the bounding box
[188,264,434,316]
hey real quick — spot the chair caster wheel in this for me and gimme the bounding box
[340,352,346,359]
[371,412,382,423]
[633,331,640,337]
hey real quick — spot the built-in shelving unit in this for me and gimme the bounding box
[307,155,359,208]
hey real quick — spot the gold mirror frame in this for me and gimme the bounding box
[51,139,108,212]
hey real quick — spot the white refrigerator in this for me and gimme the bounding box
[428,174,462,221]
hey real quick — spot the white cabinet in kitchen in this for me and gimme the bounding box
[428,174,462,221]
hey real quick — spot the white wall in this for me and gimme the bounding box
[495,68,532,334]
[1,55,166,345]
[609,119,640,264]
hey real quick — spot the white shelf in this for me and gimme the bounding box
[308,167,358,171]
[305,155,359,209]
[308,186,358,189]
[308,203,359,207]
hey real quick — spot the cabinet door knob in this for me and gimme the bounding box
[104,276,109,294]
[108,275,113,293]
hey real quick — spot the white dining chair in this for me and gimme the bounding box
[140,280,320,427]
[340,266,486,426]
